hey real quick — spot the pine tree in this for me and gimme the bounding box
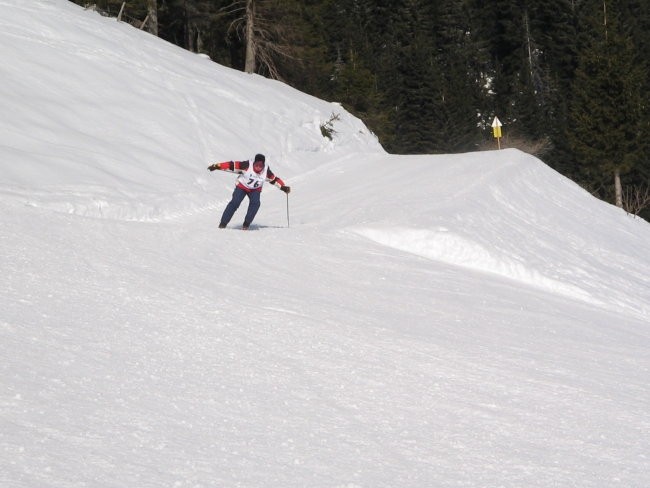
[470,0,578,152]
[470,0,525,130]
[568,1,646,207]
[384,0,441,153]
[525,0,579,174]
[619,0,650,202]
[314,0,391,144]
[433,0,487,151]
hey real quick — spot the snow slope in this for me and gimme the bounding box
[1,1,649,487]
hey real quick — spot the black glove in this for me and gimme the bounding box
[281,185,291,194]
[208,164,219,171]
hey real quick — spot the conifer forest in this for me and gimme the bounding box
[71,0,650,218]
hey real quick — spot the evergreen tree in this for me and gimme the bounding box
[384,0,441,153]
[157,0,221,55]
[470,0,525,131]
[470,0,578,153]
[433,0,488,151]
[525,0,579,176]
[315,0,391,144]
[619,0,650,202]
[568,0,647,207]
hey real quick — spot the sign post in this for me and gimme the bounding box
[491,116,503,149]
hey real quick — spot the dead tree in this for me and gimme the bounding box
[622,184,650,217]
[221,0,295,79]
[244,0,256,73]
[146,0,158,36]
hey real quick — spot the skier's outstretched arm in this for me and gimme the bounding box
[267,168,290,194]
[207,161,248,173]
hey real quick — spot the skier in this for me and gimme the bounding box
[208,153,290,230]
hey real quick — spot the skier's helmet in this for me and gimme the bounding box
[253,154,265,173]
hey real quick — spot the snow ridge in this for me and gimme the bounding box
[354,225,599,305]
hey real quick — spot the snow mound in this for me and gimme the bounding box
[309,150,650,321]
[354,225,598,304]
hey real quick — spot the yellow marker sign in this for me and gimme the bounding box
[491,116,503,149]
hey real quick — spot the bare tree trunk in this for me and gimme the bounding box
[524,10,534,82]
[187,24,195,52]
[614,168,623,208]
[603,0,608,43]
[244,0,256,73]
[197,29,204,53]
[147,0,158,36]
[183,0,193,51]
[117,2,125,21]
[224,0,291,78]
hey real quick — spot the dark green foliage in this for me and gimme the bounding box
[433,0,487,151]
[569,1,648,199]
[384,0,440,153]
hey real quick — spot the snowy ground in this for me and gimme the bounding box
[1,1,649,487]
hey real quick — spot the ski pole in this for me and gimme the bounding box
[286,192,290,228]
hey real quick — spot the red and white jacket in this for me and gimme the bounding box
[209,160,286,193]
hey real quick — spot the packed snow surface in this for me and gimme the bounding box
[1,1,649,487]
